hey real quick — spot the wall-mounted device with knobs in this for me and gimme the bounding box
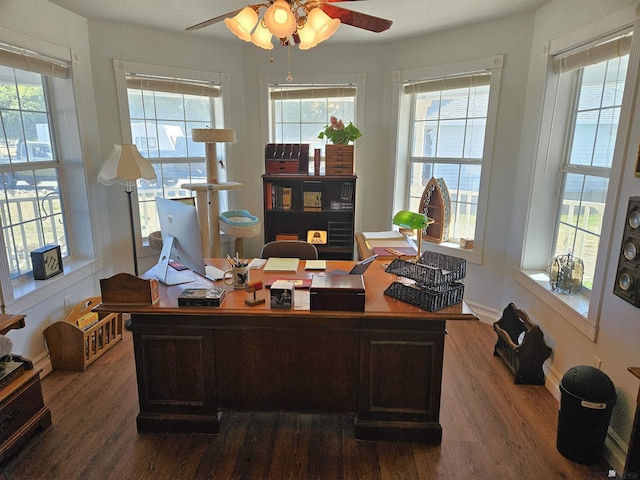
[614,196,640,307]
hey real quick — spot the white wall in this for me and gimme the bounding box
[506,0,640,472]
[2,0,639,472]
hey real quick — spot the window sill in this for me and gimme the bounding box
[421,240,482,264]
[515,269,596,341]
[9,257,101,313]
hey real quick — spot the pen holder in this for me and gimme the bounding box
[223,264,249,290]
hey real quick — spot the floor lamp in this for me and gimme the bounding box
[98,144,157,276]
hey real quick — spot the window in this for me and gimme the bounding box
[114,61,229,240]
[519,9,639,340]
[0,48,69,279]
[269,84,356,160]
[551,34,630,291]
[394,56,503,258]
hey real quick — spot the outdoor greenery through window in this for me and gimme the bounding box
[270,85,356,169]
[0,64,66,279]
[405,73,491,242]
[124,75,221,239]
[551,34,630,290]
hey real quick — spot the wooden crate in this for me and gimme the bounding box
[43,296,123,371]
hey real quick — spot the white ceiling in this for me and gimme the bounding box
[49,0,550,44]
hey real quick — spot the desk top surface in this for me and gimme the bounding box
[97,259,477,321]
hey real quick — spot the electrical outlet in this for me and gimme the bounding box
[63,295,71,312]
[593,356,602,369]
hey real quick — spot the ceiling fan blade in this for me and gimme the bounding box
[322,4,392,33]
[185,9,243,31]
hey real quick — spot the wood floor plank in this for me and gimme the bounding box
[2,320,615,479]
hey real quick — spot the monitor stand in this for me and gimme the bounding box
[153,235,195,285]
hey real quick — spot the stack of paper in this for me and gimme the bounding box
[263,257,300,272]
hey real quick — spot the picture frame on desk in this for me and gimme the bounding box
[341,181,353,202]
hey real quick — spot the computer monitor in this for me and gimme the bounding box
[153,196,207,285]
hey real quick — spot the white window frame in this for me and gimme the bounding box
[517,6,640,341]
[113,60,231,250]
[0,27,95,312]
[392,56,503,264]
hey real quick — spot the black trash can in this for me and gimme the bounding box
[557,365,617,465]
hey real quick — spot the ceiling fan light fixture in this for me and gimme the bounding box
[297,23,319,50]
[251,21,274,50]
[307,8,340,43]
[263,0,297,39]
[224,7,259,42]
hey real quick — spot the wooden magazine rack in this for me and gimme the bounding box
[44,296,123,371]
[493,303,551,385]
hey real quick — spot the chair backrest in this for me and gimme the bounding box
[260,240,318,260]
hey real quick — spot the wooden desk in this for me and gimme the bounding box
[97,260,477,444]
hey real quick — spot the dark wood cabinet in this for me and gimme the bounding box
[0,314,51,463]
[262,174,356,260]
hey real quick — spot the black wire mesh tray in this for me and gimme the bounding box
[384,251,466,287]
[384,281,465,312]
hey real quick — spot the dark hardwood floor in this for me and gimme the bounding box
[2,319,614,479]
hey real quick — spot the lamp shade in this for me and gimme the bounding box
[251,21,274,50]
[97,144,156,189]
[263,0,297,38]
[297,23,319,50]
[191,128,237,143]
[224,7,259,42]
[392,210,433,230]
[307,8,340,43]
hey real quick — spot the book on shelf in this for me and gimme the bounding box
[178,287,226,307]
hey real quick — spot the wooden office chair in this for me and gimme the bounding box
[260,240,318,260]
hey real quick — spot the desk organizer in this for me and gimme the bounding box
[43,296,123,371]
[384,252,466,311]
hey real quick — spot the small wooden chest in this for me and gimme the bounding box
[325,145,354,175]
[310,274,365,312]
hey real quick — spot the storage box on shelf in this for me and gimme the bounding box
[43,296,123,371]
[264,143,309,174]
[384,252,466,311]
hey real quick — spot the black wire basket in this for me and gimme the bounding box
[384,252,466,287]
[384,281,465,311]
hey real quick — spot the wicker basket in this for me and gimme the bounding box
[384,281,465,312]
[385,251,466,287]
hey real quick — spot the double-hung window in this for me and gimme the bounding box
[395,56,503,259]
[269,83,357,161]
[551,34,631,290]
[519,11,639,339]
[113,61,229,240]
[0,45,69,280]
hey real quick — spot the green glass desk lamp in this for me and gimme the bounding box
[392,210,434,261]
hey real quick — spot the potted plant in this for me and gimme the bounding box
[318,116,362,175]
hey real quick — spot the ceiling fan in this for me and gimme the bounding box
[186,0,393,50]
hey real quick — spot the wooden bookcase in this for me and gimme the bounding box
[262,174,356,260]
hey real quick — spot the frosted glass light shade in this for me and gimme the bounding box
[307,8,340,43]
[297,23,319,50]
[97,144,156,189]
[251,21,274,50]
[191,128,237,143]
[264,0,297,38]
[224,7,259,42]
